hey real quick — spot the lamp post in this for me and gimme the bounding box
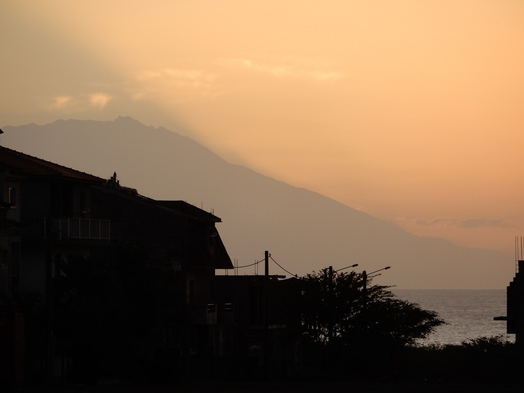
[361,266,391,327]
[324,263,359,342]
[326,263,359,287]
[359,265,391,349]
[362,266,390,297]
[334,263,359,273]
[359,266,390,370]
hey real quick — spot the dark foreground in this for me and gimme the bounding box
[23,381,524,393]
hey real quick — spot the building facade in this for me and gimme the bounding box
[0,146,234,383]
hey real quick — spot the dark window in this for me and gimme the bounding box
[79,192,87,215]
[1,250,8,270]
[8,187,17,207]
[11,242,20,292]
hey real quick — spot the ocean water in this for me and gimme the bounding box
[393,289,514,345]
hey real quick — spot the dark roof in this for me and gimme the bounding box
[0,146,104,183]
[156,200,221,222]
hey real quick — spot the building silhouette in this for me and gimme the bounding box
[0,146,300,386]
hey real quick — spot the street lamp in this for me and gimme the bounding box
[362,266,391,303]
[334,263,359,273]
[325,263,358,284]
[324,263,359,341]
[371,266,391,274]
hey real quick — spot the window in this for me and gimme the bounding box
[8,187,17,208]
[11,242,20,292]
[79,192,87,215]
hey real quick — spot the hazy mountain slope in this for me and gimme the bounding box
[2,117,513,288]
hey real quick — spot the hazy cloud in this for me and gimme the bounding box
[47,94,112,113]
[221,58,345,82]
[89,93,112,108]
[136,68,216,88]
[405,217,513,229]
[458,219,512,229]
[134,68,218,101]
[414,218,443,227]
[51,96,72,109]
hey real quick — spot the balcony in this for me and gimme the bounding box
[34,218,111,241]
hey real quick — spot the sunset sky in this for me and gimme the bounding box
[2,1,523,257]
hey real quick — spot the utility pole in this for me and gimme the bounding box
[326,264,357,342]
[264,250,269,379]
[362,270,367,300]
[328,266,333,342]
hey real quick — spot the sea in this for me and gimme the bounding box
[392,289,513,346]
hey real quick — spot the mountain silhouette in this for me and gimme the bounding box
[2,117,513,288]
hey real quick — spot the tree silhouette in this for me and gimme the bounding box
[299,268,444,347]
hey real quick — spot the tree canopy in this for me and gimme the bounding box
[299,267,444,347]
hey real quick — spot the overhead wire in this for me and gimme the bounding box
[234,258,265,269]
[231,253,298,278]
[269,255,298,278]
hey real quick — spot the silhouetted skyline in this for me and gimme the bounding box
[3,118,512,289]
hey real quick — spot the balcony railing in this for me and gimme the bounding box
[45,218,111,240]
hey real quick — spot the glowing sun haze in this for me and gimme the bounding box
[2,0,523,256]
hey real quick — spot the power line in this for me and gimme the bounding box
[234,257,265,269]
[269,255,297,278]
[230,253,298,278]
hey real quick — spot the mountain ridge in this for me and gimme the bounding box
[2,117,513,289]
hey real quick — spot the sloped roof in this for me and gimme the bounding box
[156,200,221,222]
[0,146,104,183]
[0,146,234,270]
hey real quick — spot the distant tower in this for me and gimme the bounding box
[506,237,524,346]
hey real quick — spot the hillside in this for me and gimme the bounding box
[1,117,513,288]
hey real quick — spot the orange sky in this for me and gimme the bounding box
[2,0,524,256]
